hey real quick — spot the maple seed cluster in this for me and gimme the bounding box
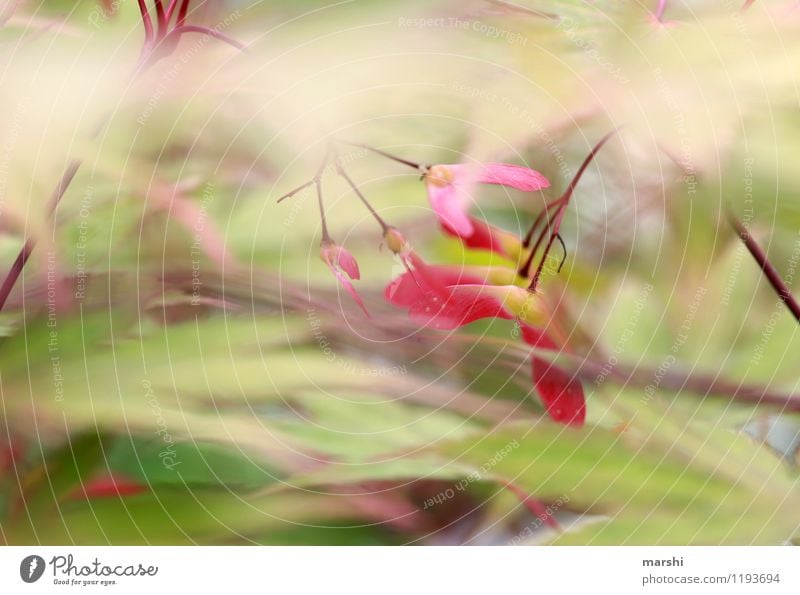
[277,134,619,426]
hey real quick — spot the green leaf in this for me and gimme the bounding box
[107,437,283,489]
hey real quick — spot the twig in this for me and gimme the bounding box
[0,159,82,311]
[337,140,422,171]
[727,211,800,324]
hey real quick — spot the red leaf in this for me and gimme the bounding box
[386,255,513,330]
[424,162,549,238]
[321,242,369,316]
[475,163,550,192]
[385,263,485,307]
[440,216,510,257]
[521,326,586,426]
[407,285,513,330]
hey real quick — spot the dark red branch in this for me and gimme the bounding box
[522,196,564,248]
[527,129,619,290]
[153,0,167,31]
[519,197,564,277]
[0,160,82,312]
[177,0,191,27]
[727,211,800,323]
[165,0,179,21]
[560,129,619,206]
[137,0,154,42]
[0,242,34,312]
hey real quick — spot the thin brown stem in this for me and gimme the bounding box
[277,147,330,204]
[529,204,568,291]
[335,160,389,232]
[560,129,619,205]
[313,149,333,242]
[337,141,422,171]
[519,197,566,278]
[727,211,800,323]
[527,129,619,290]
[519,204,561,278]
[276,180,314,203]
[316,181,330,243]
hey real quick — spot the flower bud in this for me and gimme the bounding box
[424,164,455,188]
[383,226,408,256]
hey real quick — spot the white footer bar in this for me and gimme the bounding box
[1,546,797,594]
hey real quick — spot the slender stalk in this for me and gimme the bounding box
[519,197,565,277]
[313,149,333,242]
[522,196,564,248]
[334,160,389,232]
[527,129,619,290]
[337,141,422,171]
[276,180,314,203]
[529,204,569,291]
[316,181,330,242]
[277,146,331,204]
[560,129,619,206]
[553,233,567,272]
[727,211,800,323]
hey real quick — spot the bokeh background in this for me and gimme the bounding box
[0,0,799,545]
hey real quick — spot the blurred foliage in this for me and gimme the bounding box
[0,0,799,545]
